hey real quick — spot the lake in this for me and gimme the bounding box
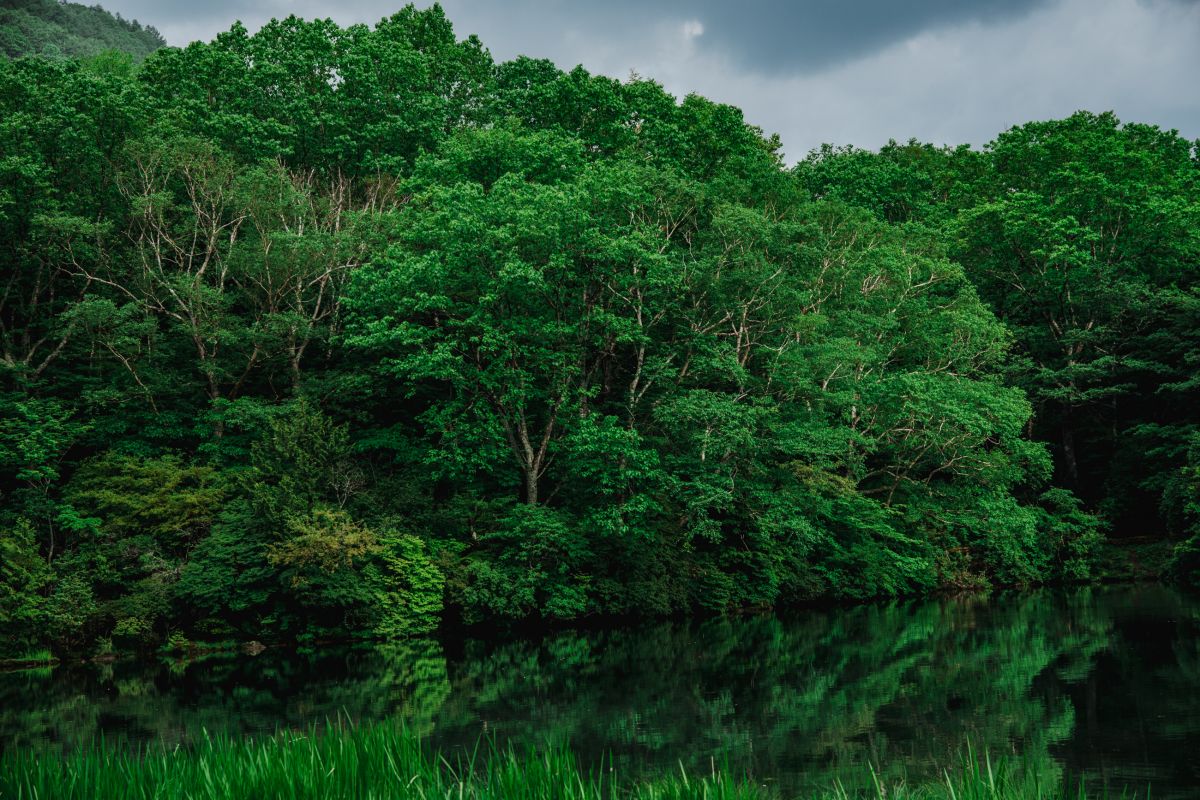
[1,584,1197,797]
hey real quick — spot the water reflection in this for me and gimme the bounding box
[1,585,1197,797]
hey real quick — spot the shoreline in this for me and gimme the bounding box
[1,569,1173,673]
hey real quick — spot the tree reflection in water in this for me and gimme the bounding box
[1,585,1197,797]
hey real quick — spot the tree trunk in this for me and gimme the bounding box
[1062,423,1080,486]
[524,467,539,505]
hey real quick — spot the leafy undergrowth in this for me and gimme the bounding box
[0,721,1133,800]
[1093,538,1174,582]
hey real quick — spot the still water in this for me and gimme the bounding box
[1,585,1197,797]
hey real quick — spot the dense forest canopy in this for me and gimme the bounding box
[0,0,164,60]
[1,4,1198,657]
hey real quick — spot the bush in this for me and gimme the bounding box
[370,531,444,638]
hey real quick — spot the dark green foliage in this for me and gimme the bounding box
[0,0,163,60]
[1165,434,1200,590]
[3,3,1194,655]
[57,452,224,645]
[0,518,50,656]
[800,111,1200,558]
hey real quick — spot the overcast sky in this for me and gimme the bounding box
[102,0,1200,162]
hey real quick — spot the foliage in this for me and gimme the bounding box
[0,0,163,61]
[1165,434,1200,590]
[3,2,1193,654]
[370,530,445,637]
[0,518,50,656]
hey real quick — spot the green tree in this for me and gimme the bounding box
[954,112,1200,510]
[0,518,51,656]
[0,0,163,60]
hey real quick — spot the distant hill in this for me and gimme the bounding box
[0,0,165,60]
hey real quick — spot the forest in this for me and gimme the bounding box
[0,0,163,61]
[1,2,1199,659]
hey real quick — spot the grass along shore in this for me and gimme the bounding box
[0,720,1130,800]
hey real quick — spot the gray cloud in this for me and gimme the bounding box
[436,0,1056,75]
[596,0,1054,74]
[100,0,1052,73]
[98,0,1200,160]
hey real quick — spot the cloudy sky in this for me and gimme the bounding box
[102,0,1200,161]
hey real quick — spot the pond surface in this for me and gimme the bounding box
[2,585,1198,797]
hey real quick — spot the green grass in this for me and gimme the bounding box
[1,649,56,663]
[825,747,1115,800]
[0,649,58,675]
[0,721,1129,800]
